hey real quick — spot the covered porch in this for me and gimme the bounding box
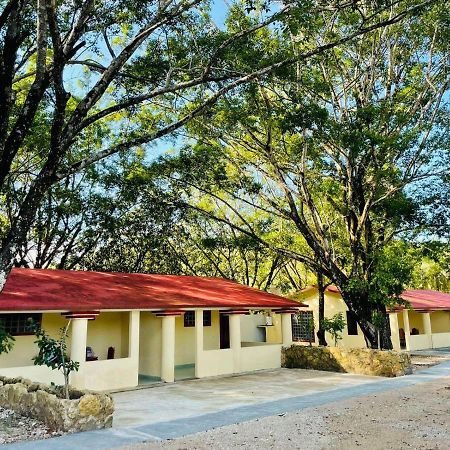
[389,309,450,351]
[138,308,296,385]
[0,308,297,391]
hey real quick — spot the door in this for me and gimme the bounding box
[220,314,230,349]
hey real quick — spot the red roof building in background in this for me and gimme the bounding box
[301,284,450,311]
[400,290,450,311]
[0,268,304,312]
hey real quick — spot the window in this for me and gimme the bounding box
[184,311,195,327]
[0,313,42,336]
[346,311,358,335]
[183,311,212,327]
[292,311,315,342]
[203,311,212,326]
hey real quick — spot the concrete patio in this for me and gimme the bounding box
[6,359,450,449]
[112,368,381,428]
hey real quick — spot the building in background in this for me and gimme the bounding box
[294,285,450,351]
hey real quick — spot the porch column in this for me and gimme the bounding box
[402,309,411,351]
[229,313,242,373]
[69,318,88,389]
[127,311,140,387]
[128,311,140,359]
[64,311,99,389]
[422,312,433,349]
[161,315,176,383]
[281,313,293,346]
[194,310,204,378]
[389,313,401,351]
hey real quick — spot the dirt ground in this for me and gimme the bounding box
[127,372,450,450]
[0,406,61,445]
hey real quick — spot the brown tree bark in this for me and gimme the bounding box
[316,269,327,346]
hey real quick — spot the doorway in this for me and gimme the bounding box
[220,314,230,349]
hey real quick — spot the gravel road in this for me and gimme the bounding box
[125,374,450,450]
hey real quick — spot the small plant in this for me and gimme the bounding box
[321,313,346,347]
[33,320,79,399]
[0,324,15,355]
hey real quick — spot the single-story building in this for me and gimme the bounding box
[294,285,450,351]
[0,268,304,391]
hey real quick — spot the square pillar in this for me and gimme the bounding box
[389,313,401,351]
[128,311,140,387]
[194,310,204,378]
[402,309,411,351]
[128,311,140,359]
[70,318,88,389]
[422,312,433,349]
[229,314,241,373]
[281,313,293,346]
[161,315,176,382]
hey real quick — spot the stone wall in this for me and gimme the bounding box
[282,345,412,377]
[0,377,114,432]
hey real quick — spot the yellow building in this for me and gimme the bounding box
[0,268,303,391]
[295,286,450,351]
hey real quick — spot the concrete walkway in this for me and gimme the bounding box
[5,361,450,450]
[113,368,381,427]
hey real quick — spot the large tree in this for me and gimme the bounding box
[0,0,434,288]
[155,0,449,348]
[16,156,308,292]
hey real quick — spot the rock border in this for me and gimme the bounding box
[282,345,412,377]
[0,376,114,432]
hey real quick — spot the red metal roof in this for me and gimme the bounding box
[400,289,450,311]
[0,268,303,312]
[300,285,450,311]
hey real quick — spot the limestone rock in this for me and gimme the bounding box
[0,380,114,432]
[79,394,101,416]
[282,345,412,377]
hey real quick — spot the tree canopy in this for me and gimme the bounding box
[0,0,448,350]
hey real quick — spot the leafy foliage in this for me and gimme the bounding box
[321,313,346,347]
[0,326,15,355]
[33,322,79,399]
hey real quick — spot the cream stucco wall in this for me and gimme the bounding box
[300,288,450,352]
[0,311,132,389]
[139,312,162,378]
[196,349,234,377]
[83,358,138,391]
[240,344,281,371]
[300,291,367,349]
[0,308,287,390]
[407,311,424,334]
[0,313,68,369]
[139,310,223,378]
[266,313,282,344]
[241,314,265,342]
[86,312,129,360]
[0,364,65,384]
[174,311,221,366]
[409,334,430,350]
[431,311,450,333]
[432,332,450,348]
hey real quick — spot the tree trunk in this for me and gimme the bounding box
[377,308,393,350]
[64,371,70,400]
[316,270,327,346]
[0,174,54,291]
[0,240,17,291]
[341,291,393,350]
